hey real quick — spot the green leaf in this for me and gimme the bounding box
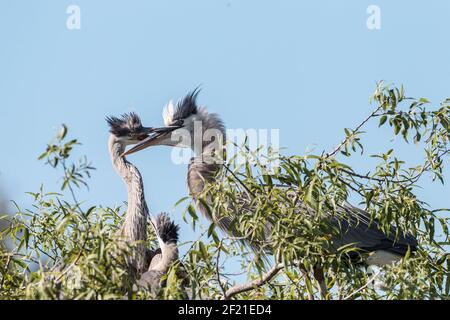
[187,204,198,221]
[58,124,68,140]
[23,227,30,250]
[305,178,315,203]
[173,197,189,208]
[379,115,387,127]
[38,151,48,160]
[199,242,208,260]
[85,206,96,217]
[207,223,216,238]
[394,123,401,135]
[11,258,28,269]
[404,246,411,261]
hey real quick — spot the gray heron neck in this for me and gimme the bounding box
[187,142,224,198]
[150,243,178,273]
[109,135,148,273]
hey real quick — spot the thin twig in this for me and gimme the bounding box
[336,276,343,300]
[284,271,302,298]
[215,240,227,298]
[180,229,209,262]
[325,105,383,160]
[55,159,90,284]
[0,255,12,289]
[61,160,85,217]
[299,263,315,300]
[223,163,256,199]
[313,267,328,299]
[343,271,381,300]
[1,252,40,265]
[54,236,88,284]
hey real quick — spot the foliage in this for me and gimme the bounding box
[1,82,449,300]
[181,82,450,300]
[0,126,154,299]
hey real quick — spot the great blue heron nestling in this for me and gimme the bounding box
[136,212,180,295]
[122,90,418,270]
[106,113,155,275]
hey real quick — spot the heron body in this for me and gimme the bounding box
[328,201,417,265]
[107,113,154,275]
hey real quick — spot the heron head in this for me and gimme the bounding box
[121,88,225,157]
[106,112,153,146]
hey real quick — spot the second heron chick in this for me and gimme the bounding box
[136,213,180,296]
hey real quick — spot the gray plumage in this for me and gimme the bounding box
[107,113,153,276]
[330,202,418,261]
[171,91,418,264]
[172,88,200,123]
[107,113,145,138]
[136,213,180,295]
[122,90,418,266]
[44,114,154,295]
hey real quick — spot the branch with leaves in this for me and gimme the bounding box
[1,82,449,300]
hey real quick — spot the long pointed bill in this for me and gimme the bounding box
[121,125,181,157]
[142,127,155,134]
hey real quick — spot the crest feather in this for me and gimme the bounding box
[161,88,200,125]
[162,100,175,126]
[155,213,179,244]
[106,112,143,137]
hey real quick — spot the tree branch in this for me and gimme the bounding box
[216,240,227,299]
[299,263,315,300]
[343,270,381,300]
[223,263,284,300]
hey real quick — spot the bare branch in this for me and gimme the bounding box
[313,267,328,299]
[223,263,284,300]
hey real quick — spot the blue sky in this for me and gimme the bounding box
[1,1,449,261]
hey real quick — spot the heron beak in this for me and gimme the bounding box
[121,125,181,157]
[142,127,154,134]
[136,127,155,140]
